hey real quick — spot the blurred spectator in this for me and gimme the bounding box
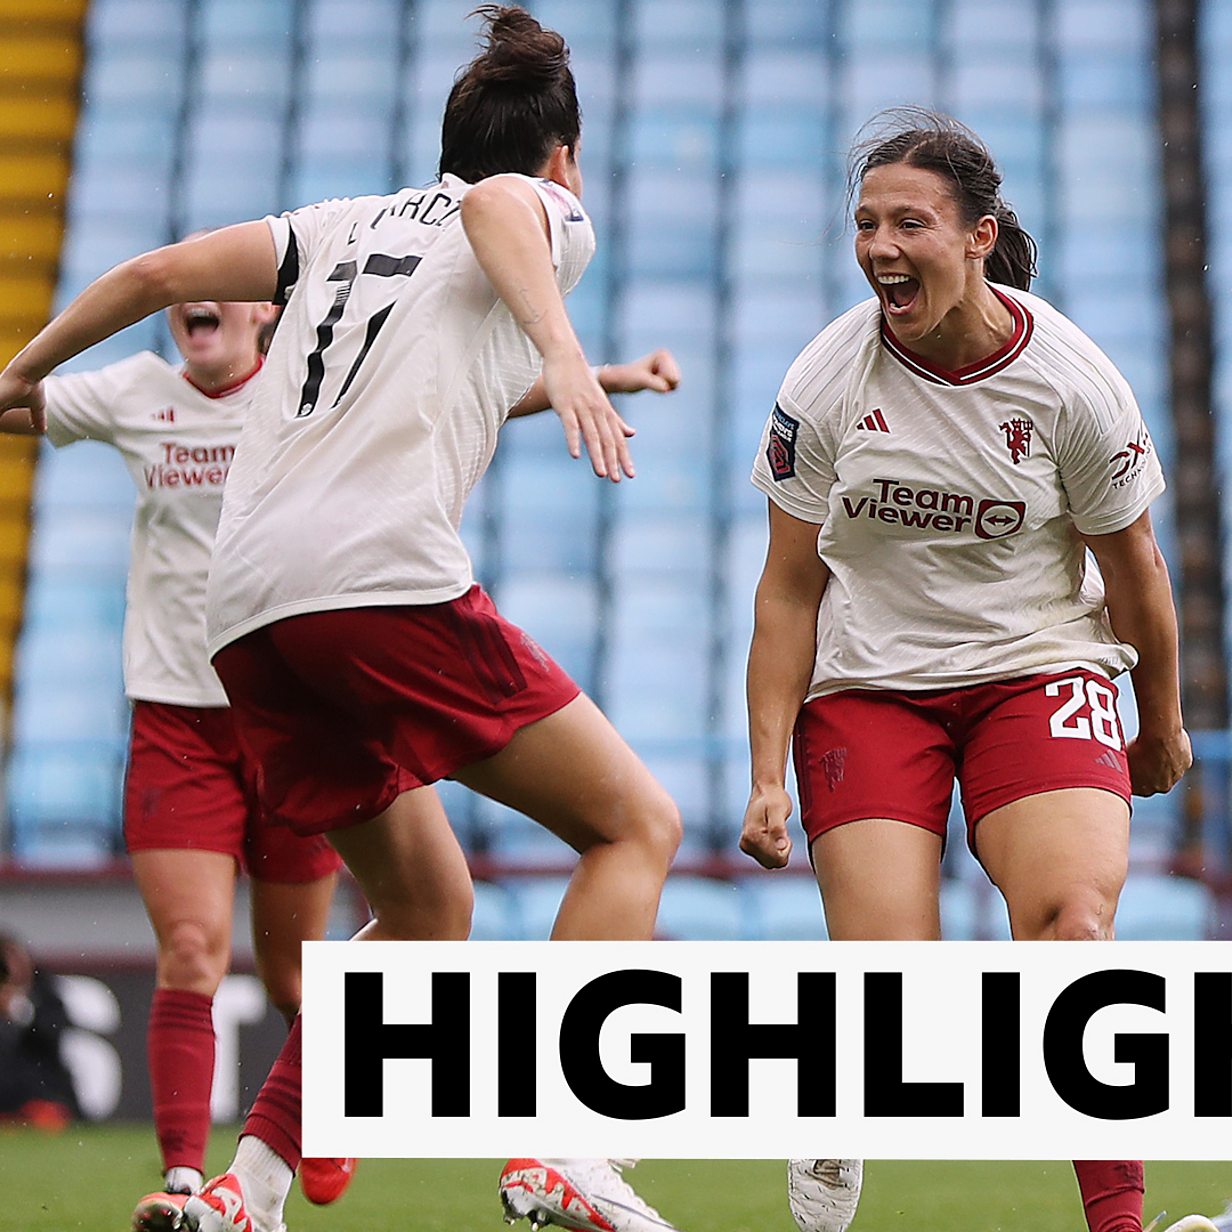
[0,932,79,1129]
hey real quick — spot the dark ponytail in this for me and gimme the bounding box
[848,107,1038,291]
[439,5,580,184]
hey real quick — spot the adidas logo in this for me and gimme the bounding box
[1096,749,1121,771]
[153,406,176,423]
[856,408,890,433]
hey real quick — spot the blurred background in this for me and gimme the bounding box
[0,0,1227,1120]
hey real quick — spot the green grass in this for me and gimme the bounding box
[0,1127,1226,1232]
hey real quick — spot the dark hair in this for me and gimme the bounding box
[848,107,1038,291]
[439,5,580,184]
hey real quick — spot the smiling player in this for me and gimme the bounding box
[739,108,1205,1232]
[0,291,375,1224]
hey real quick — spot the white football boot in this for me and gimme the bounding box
[787,1159,863,1232]
[179,1174,286,1232]
[500,1158,680,1232]
[1156,1217,1221,1232]
[1211,1205,1232,1232]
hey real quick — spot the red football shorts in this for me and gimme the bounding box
[210,585,581,837]
[791,669,1132,851]
[123,700,342,882]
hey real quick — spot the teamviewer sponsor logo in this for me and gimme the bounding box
[840,480,1026,540]
[974,498,1027,540]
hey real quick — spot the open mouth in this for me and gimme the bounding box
[878,273,919,316]
[183,306,221,338]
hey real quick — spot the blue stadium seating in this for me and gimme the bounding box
[10,0,1211,939]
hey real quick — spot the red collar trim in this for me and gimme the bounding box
[881,287,1033,386]
[182,356,263,399]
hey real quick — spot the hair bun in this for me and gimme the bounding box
[469,4,568,86]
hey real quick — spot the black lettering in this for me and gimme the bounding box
[864,973,963,1116]
[559,970,683,1119]
[981,973,1020,1116]
[1043,969,1168,1119]
[419,191,453,225]
[497,972,536,1116]
[710,972,835,1116]
[343,970,470,1116]
[1194,972,1232,1115]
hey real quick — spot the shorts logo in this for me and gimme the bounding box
[767,403,799,482]
[974,499,1026,540]
[1109,427,1153,487]
[999,417,1033,465]
[520,630,550,671]
[820,746,847,791]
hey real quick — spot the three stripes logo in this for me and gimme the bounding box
[856,408,890,433]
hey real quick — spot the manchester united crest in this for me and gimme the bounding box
[999,417,1033,465]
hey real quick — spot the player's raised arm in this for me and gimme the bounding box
[507,348,681,419]
[0,222,278,416]
[461,172,634,481]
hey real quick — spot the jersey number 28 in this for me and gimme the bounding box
[1045,676,1122,750]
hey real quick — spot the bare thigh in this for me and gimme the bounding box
[131,848,238,993]
[810,819,944,940]
[975,787,1129,940]
[451,692,679,855]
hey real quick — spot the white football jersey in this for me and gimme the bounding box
[751,286,1166,698]
[206,173,595,653]
[44,352,255,705]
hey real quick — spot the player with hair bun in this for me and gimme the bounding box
[0,8,686,1232]
[741,108,1211,1232]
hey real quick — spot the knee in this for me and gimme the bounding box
[256,958,303,1022]
[368,878,475,941]
[1027,899,1115,941]
[623,790,683,868]
[159,920,228,993]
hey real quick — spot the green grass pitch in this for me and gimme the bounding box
[0,1126,1226,1232]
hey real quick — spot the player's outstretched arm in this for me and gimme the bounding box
[508,348,681,419]
[461,174,633,481]
[742,501,830,870]
[0,223,278,418]
[1082,509,1191,796]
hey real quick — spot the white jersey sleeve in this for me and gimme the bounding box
[1055,362,1165,536]
[526,177,591,294]
[266,197,363,307]
[750,306,874,524]
[42,355,154,447]
[750,393,836,524]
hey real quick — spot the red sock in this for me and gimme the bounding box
[242,1014,303,1171]
[148,989,216,1173]
[1074,1161,1145,1232]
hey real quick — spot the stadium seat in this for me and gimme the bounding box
[87,0,189,49]
[1115,871,1211,941]
[942,0,1040,48]
[655,876,748,940]
[197,0,295,46]
[738,876,827,941]
[304,0,402,45]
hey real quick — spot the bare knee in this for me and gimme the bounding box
[607,789,682,868]
[1019,898,1115,941]
[158,919,229,994]
[365,879,475,941]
